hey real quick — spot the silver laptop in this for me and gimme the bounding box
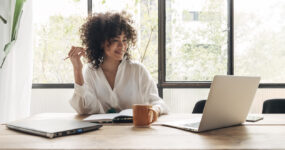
[163,75,260,132]
[6,119,102,138]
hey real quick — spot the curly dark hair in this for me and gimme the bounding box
[80,11,137,69]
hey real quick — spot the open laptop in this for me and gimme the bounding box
[162,75,260,132]
[6,119,102,138]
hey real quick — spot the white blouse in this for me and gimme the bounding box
[69,58,169,115]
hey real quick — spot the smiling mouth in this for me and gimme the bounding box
[115,50,125,55]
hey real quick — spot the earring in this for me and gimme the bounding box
[99,56,104,63]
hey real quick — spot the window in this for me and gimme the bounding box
[165,0,228,81]
[92,0,158,82]
[33,0,86,84]
[32,0,158,85]
[33,0,285,96]
[234,0,285,83]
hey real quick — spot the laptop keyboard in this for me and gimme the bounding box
[183,121,200,128]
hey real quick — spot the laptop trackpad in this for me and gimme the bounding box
[163,117,201,131]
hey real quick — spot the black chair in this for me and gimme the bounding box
[262,99,285,114]
[192,99,206,113]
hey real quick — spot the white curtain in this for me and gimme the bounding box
[0,0,33,123]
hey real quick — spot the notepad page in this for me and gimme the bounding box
[118,109,133,116]
[83,113,119,122]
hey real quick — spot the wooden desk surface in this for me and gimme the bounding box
[1,113,285,150]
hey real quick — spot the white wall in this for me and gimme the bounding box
[30,89,75,115]
[163,88,285,114]
[30,88,209,115]
[31,88,285,115]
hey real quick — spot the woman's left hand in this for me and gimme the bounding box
[151,107,160,122]
[152,110,159,122]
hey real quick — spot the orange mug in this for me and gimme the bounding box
[132,104,156,127]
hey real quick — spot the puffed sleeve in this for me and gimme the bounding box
[138,63,169,115]
[69,66,105,115]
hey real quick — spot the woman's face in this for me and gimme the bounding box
[103,33,128,61]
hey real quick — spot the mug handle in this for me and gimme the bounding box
[148,108,158,124]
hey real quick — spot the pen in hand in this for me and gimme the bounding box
[64,48,86,61]
[63,56,69,60]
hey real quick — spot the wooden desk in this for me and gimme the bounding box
[1,113,285,150]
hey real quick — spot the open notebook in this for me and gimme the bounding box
[83,109,133,123]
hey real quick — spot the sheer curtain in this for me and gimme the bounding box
[0,0,33,123]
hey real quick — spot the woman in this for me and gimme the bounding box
[68,11,168,121]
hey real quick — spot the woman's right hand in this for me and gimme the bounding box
[68,46,86,70]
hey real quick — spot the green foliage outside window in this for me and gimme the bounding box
[32,0,285,83]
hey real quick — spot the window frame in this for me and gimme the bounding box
[157,0,285,97]
[33,0,285,96]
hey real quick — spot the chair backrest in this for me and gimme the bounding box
[192,99,206,113]
[262,99,285,114]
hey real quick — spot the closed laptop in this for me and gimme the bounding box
[6,119,102,138]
